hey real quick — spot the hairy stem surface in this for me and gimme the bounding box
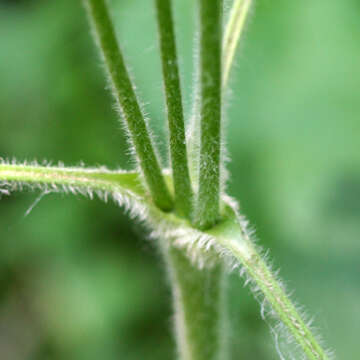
[0,163,332,359]
[155,0,193,219]
[194,0,223,229]
[210,205,331,360]
[0,163,145,198]
[84,0,173,211]
[163,245,226,360]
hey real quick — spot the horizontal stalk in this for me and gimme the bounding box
[0,163,145,198]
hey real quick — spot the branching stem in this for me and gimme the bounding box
[155,0,193,219]
[0,2,333,359]
[210,205,331,360]
[0,163,145,198]
[222,0,252,87]
[0,163,332,359]
[84,0,173,211]
[194,0,223,229]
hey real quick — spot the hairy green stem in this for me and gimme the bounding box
[211,205,331,360]
[1,2,333,358]
[155,0,193,219]
[194,0,223,229]
[0,163,145,198]
[187,0,250,187]
[163,2,225,357]
[163,245,226,360]
[84,0,173,211]
[245,253,329,360]
[0,163,331,359]
[222,0,252,87]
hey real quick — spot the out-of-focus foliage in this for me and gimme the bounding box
[0,0,359,359]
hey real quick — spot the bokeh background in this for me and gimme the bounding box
[0,0,359,359]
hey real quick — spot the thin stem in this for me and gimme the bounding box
[194,0,223,229]
[155,0,193,219]
[209,205,331,360]
[162,245,226,360]
[222,0,252,88]
[245,254,329,360]
[83,0,173,211]
[0,163,145,198]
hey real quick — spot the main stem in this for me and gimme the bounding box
[163,245,227,360]
[164,1,225,358]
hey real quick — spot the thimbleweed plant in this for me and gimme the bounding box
[0,1,333,359]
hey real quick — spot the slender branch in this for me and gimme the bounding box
[187,0,252,197]
[208,204,331,360]
[155,0,193,219]
[194,0,223,229]
[244,255,329,360]
[222,0,252,88]
[83,0,173,211]
[155,199,331,360]
[0,162,146,203]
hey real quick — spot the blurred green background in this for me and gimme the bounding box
[0,0,359,359]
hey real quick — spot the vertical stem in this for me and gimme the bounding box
[156,0,226,351]
[194,0,222,229]
[84,0,173,211]
[222,0,252,88]
[155,0,194,219]
[164,245,227,360]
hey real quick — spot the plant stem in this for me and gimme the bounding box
[172,4,225,355]
[0,163,145,198]
[194,0,223,229]
[0,163,332,359]
[155,0,193,219]
[210,205,331,360]
[245,253,329,360]
[84,0,173,211]
[222,0,252,87]
[163,245,226,360]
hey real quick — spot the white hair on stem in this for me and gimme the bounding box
[0,159,333,360]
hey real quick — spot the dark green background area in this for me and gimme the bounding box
[0,0,359,359]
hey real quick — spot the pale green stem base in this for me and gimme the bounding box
[163,245,227,360]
